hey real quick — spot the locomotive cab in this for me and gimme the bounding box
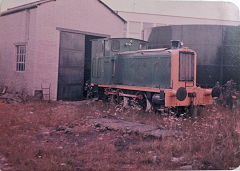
[91,38,148,85]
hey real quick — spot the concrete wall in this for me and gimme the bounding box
[0,0,126,100]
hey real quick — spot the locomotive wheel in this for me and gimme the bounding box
[135,92,151,111]
[102,88,111,102]
[112,90,123,104]
[134,92,147,111]
[98,87,108,101]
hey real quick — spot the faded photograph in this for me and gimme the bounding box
[0,0,239,170]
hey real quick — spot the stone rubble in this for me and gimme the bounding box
[90,118,183,139]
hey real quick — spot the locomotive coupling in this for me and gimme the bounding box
[188,92,196,98]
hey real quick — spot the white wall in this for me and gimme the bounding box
[30,0,126,100]
[0,0,126,100]
[0,9,37,94]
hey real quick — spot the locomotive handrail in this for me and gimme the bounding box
[118,48,168,55]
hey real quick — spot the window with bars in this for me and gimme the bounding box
[16,45,26,71]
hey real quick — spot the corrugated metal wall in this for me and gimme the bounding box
[147,25,240,87]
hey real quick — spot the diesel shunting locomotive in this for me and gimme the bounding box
[90,38,217,114]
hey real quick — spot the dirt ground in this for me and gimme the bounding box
[0,99,239,170]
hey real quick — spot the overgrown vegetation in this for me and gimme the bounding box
[0,99,239,170]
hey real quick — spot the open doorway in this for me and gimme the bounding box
[57,30,106,101]
[83,35,105,98]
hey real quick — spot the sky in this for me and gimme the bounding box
[0,0,240,14]
[102,0,240,10]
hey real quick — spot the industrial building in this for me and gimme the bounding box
[103,0,240,40]
[1,0,240,101]
[0,0,126,100]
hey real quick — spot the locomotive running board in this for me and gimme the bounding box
[97,84,162,93]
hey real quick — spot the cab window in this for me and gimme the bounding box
[111,40,120,52]
[179,52,194,81]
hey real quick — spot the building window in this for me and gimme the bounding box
[16,45,26,71]
[179,52,194,81]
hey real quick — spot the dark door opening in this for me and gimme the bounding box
[83,35,105,98]
[58,31,85,101]
[57,31,105,101]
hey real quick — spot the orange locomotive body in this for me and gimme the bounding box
[164,47,213,108]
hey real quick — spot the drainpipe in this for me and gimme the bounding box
[25,9,30,42]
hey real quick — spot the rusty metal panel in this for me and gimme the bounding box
[58,31,85,101]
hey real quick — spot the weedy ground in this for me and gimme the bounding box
[0,100,239,170]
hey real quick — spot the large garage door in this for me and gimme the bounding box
[58,31,85,101]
